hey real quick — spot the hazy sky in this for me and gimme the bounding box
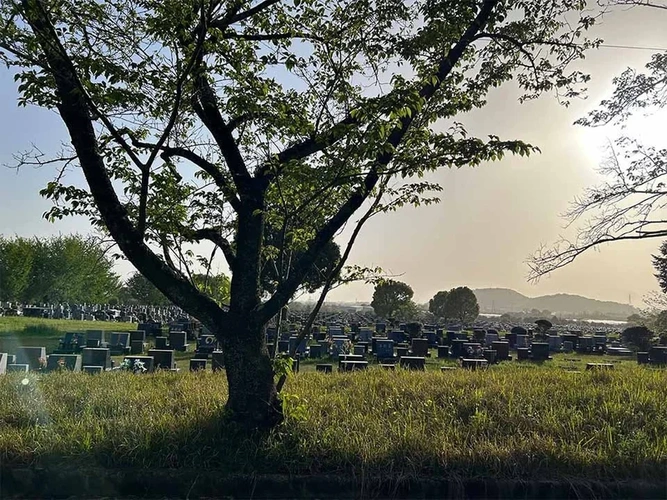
[1,4,666,306]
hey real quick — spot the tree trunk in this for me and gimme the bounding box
[218,318,283,428]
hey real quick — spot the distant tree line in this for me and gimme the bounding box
[0,234,120,304]
[0,234,231,306]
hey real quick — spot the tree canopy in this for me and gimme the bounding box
[371,279,414,319]
[0,234,120,303]
[443,286,480,325]
[1,0,598,427]
[429,290,449,320]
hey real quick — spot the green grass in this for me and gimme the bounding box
[1,365,666,482]
[0,316,138,354]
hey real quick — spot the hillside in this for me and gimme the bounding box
[473,288,638,319]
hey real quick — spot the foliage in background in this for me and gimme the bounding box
[443,286,480,325]
[0,234,120,303]
[371,279,414,320]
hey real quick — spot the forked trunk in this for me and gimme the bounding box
[218,320,283,428]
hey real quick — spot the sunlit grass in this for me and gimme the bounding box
[1,366,665,481]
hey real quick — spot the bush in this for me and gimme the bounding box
[621,325,654,351]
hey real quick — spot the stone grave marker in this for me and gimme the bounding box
[547,335,562,352]
[516,348,530,361]
[375,339,394,359]
[278,340,289,353]
[437,346,449,359]
[316,364,332,373]
[388,330,405,343]
[190,359,206,371]
[83,366,103,374]
[130,340,144,355]
[148,349,175,370]
[309,344,323,359]
[483,349,497,364]
[212,351,225,372]
[353,345,365,356]
[7,364,29,373]
[82,347,111,370]
[485,332,499,345]
[108,332,130,355]
[0,353,7,374]
[396,346,409,358]
[562,341,574,353]
[515,335,528,348]
[86,330,105,348]
[531,343,552,362]
[339,360,368,371]
[169,331,189,352]
[15,347,46,371]
[450,339,467,358]
[411,338,429,357]
[46,354,82,372]
[155,336,169,349]
[491,341,510,362]
[123,355,155,372]
[130,331,146,343]
[399,356,425,370]
[461,358,488,370]
[359,328,374,343]
[289,336,307,355]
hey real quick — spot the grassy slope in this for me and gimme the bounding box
[1,365,666,482]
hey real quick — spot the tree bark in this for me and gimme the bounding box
[218,317,282,428]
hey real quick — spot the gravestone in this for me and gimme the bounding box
[562,340,574,353]
[491,341,510,362]
[358,328,374,343]
[123,355,155,372]
[388,330,405,343]
[515,335,528,348]
[338,354,364,370]
[399,356,425,370]
[483,349,497,365]
[516,348,530,361]
[46,354,82,372]
[561,334,579,349]
[169,331,189,351]
[190,359,207,371]
[83,366,103,374]
[212,351,225,372]
[411,338,429,357]
[130,340,144,355]
[15,347,46,371]
[381,363,396,370]
[548,335,562,352]
[531,343,551,361]
[108,332,130,355]
[82,347,111,370]
[461,358,488,370]
[437,346,449,359]
[316,364,333,373]
[278,340,289,353]
[55,332,84,354]
[289,336,307,355]
[7,364,29,373]
[576,336,596,353]
[505,332,517,348]
[331,338,347,358]
[353,345,366,356]
[375,323,386,334]
[446,331,458,345]
[0,353,7,374]
[339,360,368,371]
[485,332,499,345]
[463,343,483,359]
[450,339,467,358]
[148,349,175,370]
[375,339,394,359]
[130,331,146,343]
[424,331,437,346]
[649,346,667,365]
[637,352,650,365]
[396,346,409,358]
[309,344,323,359]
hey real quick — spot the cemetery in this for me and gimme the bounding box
[1,313,667,498]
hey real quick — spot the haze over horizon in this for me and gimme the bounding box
[1,4,666,307]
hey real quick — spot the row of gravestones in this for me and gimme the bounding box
[0,346,227,374]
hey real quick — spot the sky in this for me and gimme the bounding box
[1,4,666,307]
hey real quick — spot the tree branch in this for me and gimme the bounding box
[258,0,501,322]
[188,227,237,269]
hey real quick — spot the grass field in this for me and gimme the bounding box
[1,366,666,482]
[0,316,138,354]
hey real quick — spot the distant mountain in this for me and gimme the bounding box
[473,288,638,320]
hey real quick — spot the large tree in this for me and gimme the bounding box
[371,279,414,319]
[1,0,596,427]
[429,290,449,321]
[443,286,480,325]
[528,1,666,279]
